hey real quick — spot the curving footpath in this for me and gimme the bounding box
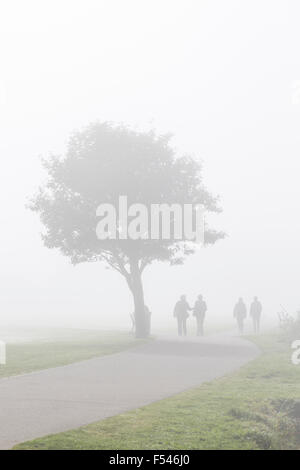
[0,333,260,449]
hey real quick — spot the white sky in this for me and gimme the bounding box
[0,0,299,329]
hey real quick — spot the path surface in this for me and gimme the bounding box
[0,333,260,449]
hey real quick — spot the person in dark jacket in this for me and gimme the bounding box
[174,295,192,336]
[250,297,262,334]
[233,298,247,334]
[193,295,207,336]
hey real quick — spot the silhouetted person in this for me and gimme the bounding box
[250,297,262,334]
[233,298,247,334]
[174,295,192,336]
[193,295,207,336]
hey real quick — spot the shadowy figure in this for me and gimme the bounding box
[174,295,192,336]
[193,295,207,336]
[233,298,247,334]
[250,297,262,334]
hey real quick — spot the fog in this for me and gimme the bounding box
[0,0,299,330]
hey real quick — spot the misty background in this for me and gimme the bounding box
[0,0,299,330]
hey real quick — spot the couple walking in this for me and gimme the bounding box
[174,295,207,337]
[233,297,262,334]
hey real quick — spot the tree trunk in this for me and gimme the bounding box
[129,259,149,338]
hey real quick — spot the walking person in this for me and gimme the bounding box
[233,298,247,334]
[193,295,207,336]
[250,297,262,334]
[174,295,192,336]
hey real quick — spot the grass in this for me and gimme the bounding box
[0,328,146,379]
[15,333,300,450]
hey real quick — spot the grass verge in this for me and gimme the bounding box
[0,329,146,379]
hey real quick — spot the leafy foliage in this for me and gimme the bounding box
[30,122,224,279]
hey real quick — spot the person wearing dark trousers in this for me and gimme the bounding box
[233,298,247,334]
[250,297,262,334]
[193,295,207,336]
[174,295,192,336]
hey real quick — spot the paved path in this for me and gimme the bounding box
[0,334,260,449]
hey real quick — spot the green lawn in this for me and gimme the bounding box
[15,333,300,450]
[0,328,145,379]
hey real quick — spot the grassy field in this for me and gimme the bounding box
[15,333,300,450]
[0,328,145,379]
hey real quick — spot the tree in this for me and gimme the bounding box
[30,122,224,338]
